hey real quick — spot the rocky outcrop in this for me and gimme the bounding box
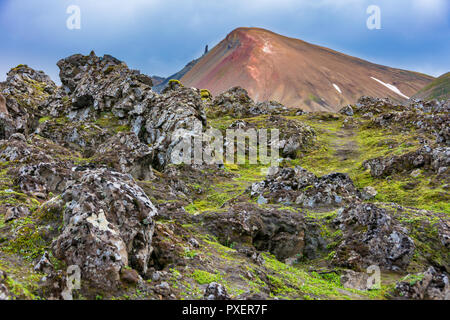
[351,96,449,146]
[93,132,155,181]
[196,203,326,261]
[49,52,207,169]
[226,115,316,158]
[56,52,153,120]
[204,282,231,300]
[0,65,56,139]
[250,166,361,209]
[207,87,291,118]
[52,168,158,291]
[394,267,450,300]
[333,203,415,271]
[129,85,207,170]
[363,146,450,178]
[340,270,370,291]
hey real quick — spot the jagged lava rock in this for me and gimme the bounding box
[52,168,157,291]
[333,203,415,271]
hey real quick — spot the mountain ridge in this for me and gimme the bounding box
[180,27,435,111]
[413,72,450,101]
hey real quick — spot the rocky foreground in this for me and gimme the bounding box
[0,52,448,300]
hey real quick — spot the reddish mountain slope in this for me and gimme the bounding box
[181,27,434,111]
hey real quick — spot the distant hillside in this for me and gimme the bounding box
[180,27,435,112]
[151,75,165,87]
[412,72,450,101]
[152,57,202,93]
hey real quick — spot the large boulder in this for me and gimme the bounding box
[363,146,450,178]
[52,168,157,291]
[196,203,326,261]
[333,203,415,271]
[204,282,231,300]
[208,87,290,118]
[0,65,56,139]
[93,131,155,180]
[130,86,207,170]
[56,52,154,120]
[394,267,450,300]
[250,166,361,209]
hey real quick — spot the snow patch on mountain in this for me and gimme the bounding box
[370,77,409,99]
[333,83,342,94]
[262,41,273,54]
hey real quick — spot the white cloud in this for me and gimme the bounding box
[411,0,449,22]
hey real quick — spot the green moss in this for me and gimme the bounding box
[93,112,130,133]
[2,216,47,260]
[38,116,51,124]
[168,79,183,87]
[285,114,447,212]
[261,253,387,300]
[307,94,320,104]
[104,65,116,74]
[191,270,222,285]
[5,276,38,300]
[184,249,198,259]
[200,89,212,100]
[400,274,425,286]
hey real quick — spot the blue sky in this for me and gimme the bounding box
[0,0,449,83]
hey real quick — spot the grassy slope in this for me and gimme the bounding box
[1,110,448,300]
[413,72,450,101]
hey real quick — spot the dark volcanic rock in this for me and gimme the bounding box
[363,146,450,178]
[50,52,208,169]
[57,52,153,119]
[130,85,207,170]
[394,267,450,300]
[354,96,449,146]
[204,282,231,300]
[196,203,326,261]
[208,87,290,118]
[0,65,56,139]
[333,203,415,271]
[250,166,361,209]
[226,115,316,158]
[0,133,80,198]
[52,168,158,291]
[93,131,155,180]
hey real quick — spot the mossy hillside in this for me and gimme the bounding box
[378,204,449,272]
[148,221,381,300]
[0,253,43,300]
[414,72,450,100]
[184,163,267,214]
[284,114,448,212]
[39,112,130,134]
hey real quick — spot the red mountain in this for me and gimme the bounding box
[181,27,434,112]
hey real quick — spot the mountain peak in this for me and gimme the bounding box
[181,28,434,111]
